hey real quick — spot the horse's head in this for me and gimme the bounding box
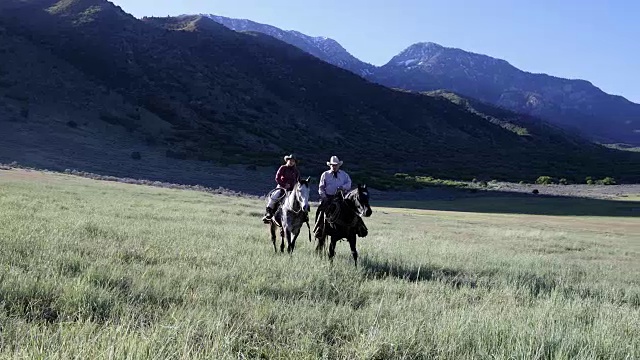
[295,176,311,213]
[346,184,372,217]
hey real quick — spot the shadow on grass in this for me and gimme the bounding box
[360,257,640,307]
[377,192,640,217]
[360,256,478,289]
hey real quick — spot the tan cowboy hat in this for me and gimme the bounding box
[284,154,297,162]
[326,155,343,166]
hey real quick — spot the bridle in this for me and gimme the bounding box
[326,189,366,227]
[345,189,370,217]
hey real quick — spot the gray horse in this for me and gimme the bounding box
[269,177,311,253]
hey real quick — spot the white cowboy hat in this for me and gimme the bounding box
[326,156,343,166]
[283,154,297,162]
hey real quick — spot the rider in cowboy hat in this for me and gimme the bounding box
[262,154,300,223]
[314,155,352,236]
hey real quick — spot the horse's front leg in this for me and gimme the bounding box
[328,236,337,266]
[285,229,294,254]
[315,235,326,257]
[270,223,277,253]
[280,228,285,253]
[348,234,358,268]
[314,214,326,257]
[289,231,300,253]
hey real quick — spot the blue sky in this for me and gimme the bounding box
[111,0,639,103]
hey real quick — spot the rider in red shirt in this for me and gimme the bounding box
[275,160,300,191]
[262,154,300,222]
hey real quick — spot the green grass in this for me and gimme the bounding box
[378,195,640,217]
[1,169,639,359]
[351,172,469,191]
[603,144,640,153]
[617,194,640,202]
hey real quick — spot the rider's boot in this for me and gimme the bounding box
[262,206,274,223]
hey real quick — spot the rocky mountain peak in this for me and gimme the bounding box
[204,14,375,77]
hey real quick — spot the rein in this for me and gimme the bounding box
[266,188,288,205]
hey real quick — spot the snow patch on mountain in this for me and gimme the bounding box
[203,14,375,77]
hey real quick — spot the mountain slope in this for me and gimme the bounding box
[205,15,375,77]
[202,16,639,146]
[0,20,191,181]
[374,42,640,146]
[0,0,638,183]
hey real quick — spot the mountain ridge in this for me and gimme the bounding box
[205,15,639,146]
[0,0,638,184]
[204,14,376,77]
[378,42,640,145]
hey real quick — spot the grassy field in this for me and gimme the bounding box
[0,169,639,359]
[377,195,640,217]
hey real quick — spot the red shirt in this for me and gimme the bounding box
[275,165,300,191]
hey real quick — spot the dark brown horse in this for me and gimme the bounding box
[269,178,311,254]
[315,184,372,267]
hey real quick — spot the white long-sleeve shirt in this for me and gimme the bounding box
[319,170,352,198]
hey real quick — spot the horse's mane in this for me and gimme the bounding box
[344,187,359,200]
[342,187,364,208]
[283,181,309,211]
[283,185,298,210]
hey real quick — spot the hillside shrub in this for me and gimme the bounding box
[414,176,467,188]
[597,177,616,185]
[585,176,594,185]
[535,176,554,185]
[558,178,568,185]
